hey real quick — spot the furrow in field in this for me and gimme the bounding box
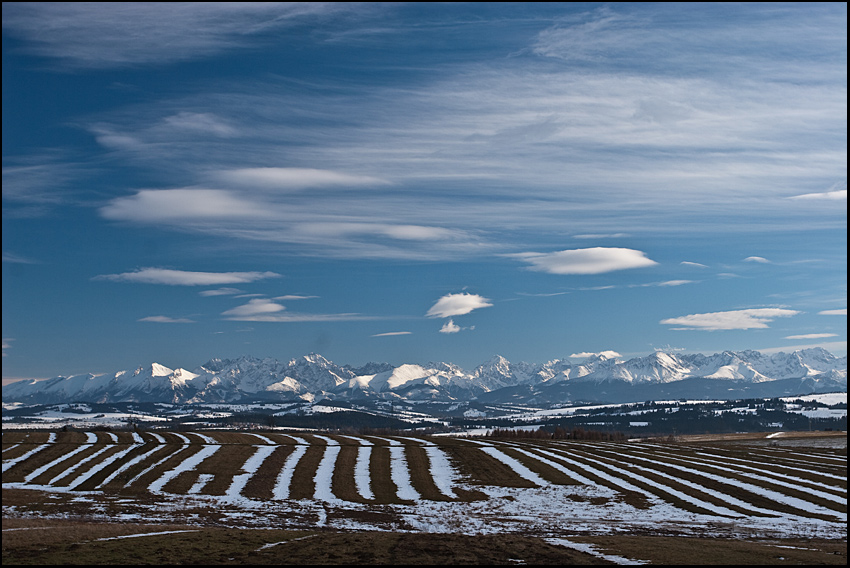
[579,447,845,521]
[148,445,220,493]
[623,446,846,502]
[534,444,746,517]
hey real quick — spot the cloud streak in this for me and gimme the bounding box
[94,268,280,286]
[660,308,800,331]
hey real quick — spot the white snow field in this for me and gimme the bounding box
[2,431,846,541]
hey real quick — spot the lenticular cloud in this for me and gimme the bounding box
[660,308,800,331]
[426,293,492,318]
[510,247,658,275]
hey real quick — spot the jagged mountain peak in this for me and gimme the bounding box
[3,348,845,405]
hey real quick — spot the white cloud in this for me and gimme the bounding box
[138,316,195,323]
[788,189,846,200]
[100,189,272,223]
[1,3,361,68]
[273,295,318,301]
[569,350,621,359]
[819,308,847,316]
[660,308,800,331]
[94,267,280,286]
[2,252,39,264]
[372,331,412,337]
[785,333,838,340]
[680,261,708,268]
[221,298,286,318]
[199,287,244,297]
[162,112,237,137]
[439,320,461,334]
[743,256,771,264]
[509,247,658,275]
[656,280,694,287]
[218,167,388,191]
[2,338,12,357]
[426,293,493,318]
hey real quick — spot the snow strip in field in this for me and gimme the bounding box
[543,447,745,518]
[148,445,219,493]
[248,433,276,444]
[2,443,53,473]
[273,444,308,500]
[389,445,420,501]
[594,449,846,521]
[85,432,97,443]
[626,447,846,503]
[97,530,199,540]
[147,432,166,444]
[472,442,548,487]
[124,446,189,488]
[171,433,192,445]
[424,445,458,499]
[188,473,215,494]
[507,447,596,485]
[67,445,138,490]
[191,433,218,444]
[226,444,277,502]
[338,436,374,500]
[545,538,648,565]
[313,444,342,502]
[131,432,144,444]
[48,445,113,486]
[588,449,805,519]
[23,444,93,483]
[99,445,168,488]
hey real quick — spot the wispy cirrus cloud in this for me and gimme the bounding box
[94,267,280,286]
[819,308,847,316]
[509,247,657,275]
[426,293,493,319]
[216,167,389,191]
[785,333,837,340]
[372,331,412,337]
[661,308,800,331]
[138,315,195,324]
[1,3,365,69]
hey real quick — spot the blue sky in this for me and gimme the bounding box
[2,2,846,381]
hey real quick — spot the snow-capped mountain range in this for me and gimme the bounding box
[3,348,846,406]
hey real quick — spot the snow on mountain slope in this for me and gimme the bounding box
[3,348,845,405]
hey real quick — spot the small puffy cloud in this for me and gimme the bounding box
[426,293,492,318]
[661,308,800,331]
[372,331,412,337]
[138,316,195,323]
[785,333,838,340]
[570,350,621,359]
[439,320,461,334]
[94,267,280,286]
[819,308,847,316]
[222,298,286,318]
[743,256,771,264]
[218,167,388,191]
[2,338,12,357]
[509,247,657,275]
